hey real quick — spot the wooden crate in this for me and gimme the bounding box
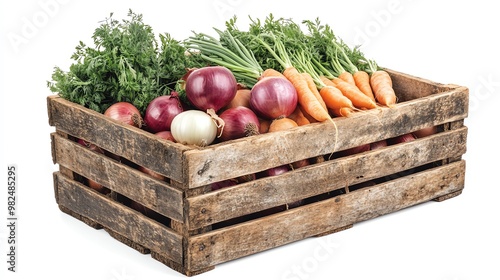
[47,69,468,276]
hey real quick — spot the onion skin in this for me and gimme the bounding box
[250,77,298,120]
[370,139,388,150]
[338,144,371,157]
[185,66,238,112]
[155,131,176,142]
[143,92,183,133]
[388,133,416,145]
[104,102,143,128]
[219,106,260,141]
[138,165,165,181]
[265,165,290,177]
[170,110,218,146]
[210,179,238,191]
[224,88,252,110]
[412,126,437,138]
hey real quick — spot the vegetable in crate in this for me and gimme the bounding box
[170,110,218,146]
[47,10,205,114]
[143,92,184,133]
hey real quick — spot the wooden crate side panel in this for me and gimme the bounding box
[51,132,184,221]
[47,95,188,183]
[55,172,184,263]
[387,69,458,102]
[186,160,466,271]
[187,127,468,229]
[185,87,469,188]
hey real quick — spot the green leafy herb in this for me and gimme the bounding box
[47,9,204,113]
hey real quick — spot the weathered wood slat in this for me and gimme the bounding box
[47,95,189,183]
[184,87,469,188]
[51,132,184,222]
[186,160,466,271]
[187,127,468,229]
[56,172,183,263]
[387,69,457,102]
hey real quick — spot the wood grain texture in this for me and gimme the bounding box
[387,69,458,102]
[55,172,183,264]
[187,127,467,229]
[47,95,189,183]
[51,132,184,221]
[184,87,468,188]
[186,160,466,271]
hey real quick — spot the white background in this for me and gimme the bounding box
[1,1,499,279]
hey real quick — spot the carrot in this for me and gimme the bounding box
[370,70,397,107]
[332,77,378,109]
[353,70,376,102]
[283,67,331,122]
[319,85,355,111]
[299,105,318,123]
[338,71,356,86]
[288,106,311,126]
[330,107,355,117]
[260,68,286,80]
[301,72,327,111]
[268,117,298,132]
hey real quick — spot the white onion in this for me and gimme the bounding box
[170,110,218,146]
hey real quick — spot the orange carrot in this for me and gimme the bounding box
[268,117,298,132]
[353,70,375,102]
[370,70,397,107]
[330,107,355,117]
[332,77,378,110]
[338,71,356,86]
[301,72,327,112]
[283,67,331,122]
[288,106,311,126]
[299,105,318,124]
[260,68,286,80]
[319,85,355,111]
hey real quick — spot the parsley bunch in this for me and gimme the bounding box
[47,10,204,114]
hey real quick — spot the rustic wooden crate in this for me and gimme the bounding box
[47,69,468,276]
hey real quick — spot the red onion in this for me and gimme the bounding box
[338,144,371,157]
[370,140,388,150]
[219,106,260,141]
[155,131,176,142]
[412,126,437,138]
[250,77,298,120]
[144,92,183,133]
[138,165,165,181]
[388,133,416,145]
[104,102,143,128]
[185,66,238,112]
[211,179,238,191]
[265,165,290,177]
